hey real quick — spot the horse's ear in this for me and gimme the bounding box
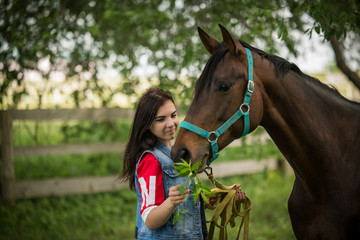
[218,24,246,57]
[198,27,221,54]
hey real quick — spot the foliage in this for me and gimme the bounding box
[2,0,359,109]
[287,0,360,40]
[287,0,360,88]
[172,160,212,224]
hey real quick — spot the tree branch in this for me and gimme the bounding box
[329,35,360,89]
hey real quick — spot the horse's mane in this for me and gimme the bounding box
[195,40,350,103]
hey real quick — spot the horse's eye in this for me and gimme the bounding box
[216,82,232,92]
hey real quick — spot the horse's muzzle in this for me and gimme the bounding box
[171,146,192,163]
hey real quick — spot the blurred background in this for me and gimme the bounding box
[1,0,359,239]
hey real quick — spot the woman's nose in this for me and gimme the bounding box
[166,118,174,127]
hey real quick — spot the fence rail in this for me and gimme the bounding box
[1,107,282,207]
[11,107,134,121]
[14,142,126,157]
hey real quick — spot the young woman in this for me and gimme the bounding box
[120,88,208,240]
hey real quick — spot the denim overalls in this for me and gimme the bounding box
[135,141,208,240]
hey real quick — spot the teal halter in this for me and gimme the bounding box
[180,47,254,166]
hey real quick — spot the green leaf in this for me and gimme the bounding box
[173,163,188,170]
[193,184,200,204]
[177,172,190,177]
[172,211,182,225]
[187,177,192,187]
[200,191,210,204]
[179,209,189,214]
[178,184,187,195]
[173,165,183,171]
[191,160,202,172]
[176,168,190,177]
[195,178,202,187]
[174,161,188,167]
[181,159,190,167]
[193,192,198,204]
[201,185,213,195]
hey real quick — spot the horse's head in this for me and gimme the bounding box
[171,24,264,171]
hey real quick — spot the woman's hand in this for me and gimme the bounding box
[168,185,190,207]
[234,184,247,203]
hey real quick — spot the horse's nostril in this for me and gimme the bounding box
[173,147,191,163]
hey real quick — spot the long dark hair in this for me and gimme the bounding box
[120,88,175,190]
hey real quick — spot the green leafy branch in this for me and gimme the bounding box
[172,160,213,225]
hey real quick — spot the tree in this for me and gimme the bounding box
[286,0,360,89]
[1,0,359,109]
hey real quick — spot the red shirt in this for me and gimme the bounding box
[137,153,165,219]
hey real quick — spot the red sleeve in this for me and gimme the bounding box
[137,152,165,215]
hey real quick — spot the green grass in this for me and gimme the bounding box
[0,191,137,240]
[1,169,296,240]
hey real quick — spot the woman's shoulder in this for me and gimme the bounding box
[137,152,161,173]
[141,152,157,162]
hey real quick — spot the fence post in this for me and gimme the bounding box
[0,110,15,207]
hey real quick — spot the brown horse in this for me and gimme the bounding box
[171,24,360,239]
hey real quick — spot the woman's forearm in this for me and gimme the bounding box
[144,186,190,230]
[145,198,176,230]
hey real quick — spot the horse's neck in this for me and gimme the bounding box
[261,70,360,186]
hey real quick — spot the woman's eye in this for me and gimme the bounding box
[155,118,164,122]
[216,82,232,92]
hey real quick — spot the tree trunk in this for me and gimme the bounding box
[329,36,360,90]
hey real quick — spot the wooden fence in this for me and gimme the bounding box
[0,108,280,207]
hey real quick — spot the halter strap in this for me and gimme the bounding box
[180,47,254,165]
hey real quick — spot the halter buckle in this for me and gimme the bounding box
[247,81,254,93]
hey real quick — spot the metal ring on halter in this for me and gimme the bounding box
[207,131,218,142]
[240,103,250,113]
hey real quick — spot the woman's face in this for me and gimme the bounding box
[149,100,179,147]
